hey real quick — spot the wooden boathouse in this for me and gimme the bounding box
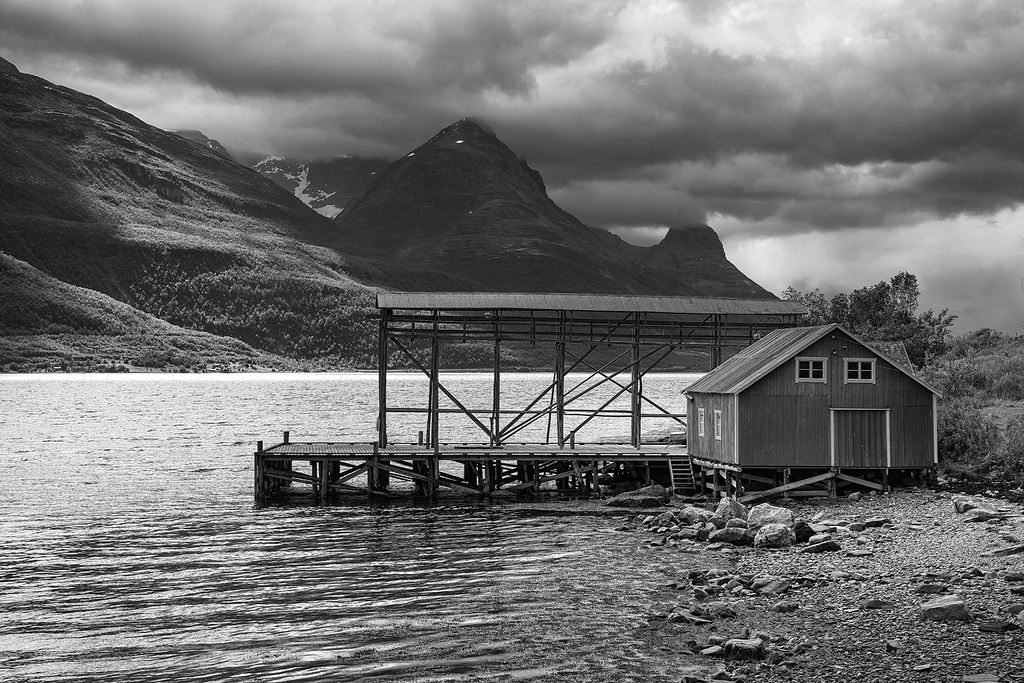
[684,323,941,503]
[254,292,806,502]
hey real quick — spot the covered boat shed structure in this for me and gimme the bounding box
[684,323,940,502]
[254,292,806,502]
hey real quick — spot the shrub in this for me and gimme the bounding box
[937,399,1000,473]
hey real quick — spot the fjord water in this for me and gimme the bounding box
[0,373,699,682]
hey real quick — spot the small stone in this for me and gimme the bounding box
[962,674,1002,682]
[861,598,896,610]
[771,600,799,613]
[978,620,1019,632]
[915,583,949,594]
[725,518,749,529]
[700,645,725,657]
[864,517,891,527]
[912,663,933,671]
[808,533,831,545]
[1004,571,1024,582]
[920,595,974,622]
[753,579,791,595]
[802,540,843,553]
[724,637,766,660]
[848,491,863,501]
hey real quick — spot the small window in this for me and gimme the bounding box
[845,358,876,383]
[796,357,827,383]
[713,410,722,441]
[698,407,706,437]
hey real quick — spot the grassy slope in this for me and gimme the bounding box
[0,66,479,369]
[0,252,296,371]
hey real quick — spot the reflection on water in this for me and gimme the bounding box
[0,374,700,682]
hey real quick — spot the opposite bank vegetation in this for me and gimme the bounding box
[4,269,1022,487]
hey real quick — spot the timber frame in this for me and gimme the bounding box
[254,292,806,503]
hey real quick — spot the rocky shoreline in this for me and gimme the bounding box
[609,486,1024,682]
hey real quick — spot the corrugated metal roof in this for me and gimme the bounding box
[376,291,807,316]
[685,323,941,396]
[685,324,837,394]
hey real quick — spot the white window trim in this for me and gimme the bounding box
[795,356,827,383]
[698,407,706,438]
[844,357,876,384]
[713,409,722,441]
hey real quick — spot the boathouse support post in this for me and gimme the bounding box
[378,310,389,448]
[319,458,329,504]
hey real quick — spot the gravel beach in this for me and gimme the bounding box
[623,487,1024,683]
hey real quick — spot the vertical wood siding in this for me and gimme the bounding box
[722,329,935,468]
[687,393,738,464]
[833,409,888,467]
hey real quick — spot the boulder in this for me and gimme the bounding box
[953,496,987,513]
[753,523,796,549]
[707,527,755,546]
[920,595,974,622]
[791,520,815,543]
[808,533,832,545]
[863,517,891,528]
[606,484,670,508]
[747,503,795,529]
[714,498,749,522]
[964,507,1004,523]
[725,518,748,529]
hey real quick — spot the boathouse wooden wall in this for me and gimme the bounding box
[687,328,937,470]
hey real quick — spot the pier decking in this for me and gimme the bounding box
[254,292,804,503]
[254,433,691,502]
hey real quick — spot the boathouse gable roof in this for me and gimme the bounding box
[376,292,807,316]
[684,323,940,396]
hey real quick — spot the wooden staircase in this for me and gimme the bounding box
[668,455,696,493]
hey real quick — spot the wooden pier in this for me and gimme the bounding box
[254,292,805,503]
[254,431,692,502]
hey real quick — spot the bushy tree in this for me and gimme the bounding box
[783,272,956,366]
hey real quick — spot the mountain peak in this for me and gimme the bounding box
[0,56,19,76]
[656,224,726,255]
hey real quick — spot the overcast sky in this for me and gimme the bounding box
[2,0,1022,333]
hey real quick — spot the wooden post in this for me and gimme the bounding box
[430,312,440,453]
[372,444,380,491]
[254,441,264,502]
[492,328,501,446]
[283,431,290,445]
[555,344,565,448]
[378,310,389,448]
[319,459,329,504]
[700,465,707,496]
[783,468,791,500]
[630,314,641,448]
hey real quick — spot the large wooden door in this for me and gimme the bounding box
[832,409,889,468]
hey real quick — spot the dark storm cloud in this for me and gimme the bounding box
[0,0,613,99]
[4,2,1024,266]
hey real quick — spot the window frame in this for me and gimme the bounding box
[844,357,877,384]
[698,407,706,438]
[795,356,827,383]
[713,409,722,441]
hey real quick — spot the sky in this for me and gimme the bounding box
[1,0,1022,333]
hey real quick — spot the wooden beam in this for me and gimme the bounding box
[835,472,884,491]
[738,471,836,504]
